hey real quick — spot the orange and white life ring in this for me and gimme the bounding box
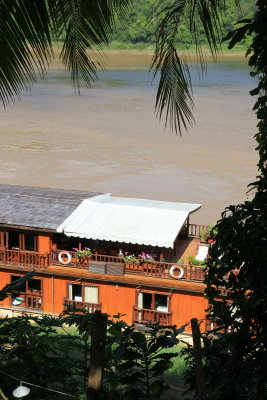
[58,251,72,265]
[169,265,184,279]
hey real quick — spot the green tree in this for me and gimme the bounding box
[181,2,267,399]
[0,310,182,399]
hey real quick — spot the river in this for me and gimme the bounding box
[0,51,258,224]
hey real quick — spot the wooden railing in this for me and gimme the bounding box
[12,292,43,310]
[184,224,209,238]
[125,261,205,282]
[51,250,123,268]
[64,298,101,313]
[182,224,210,238]
[133,307,172,325]
[51,250,91,268]
[0,249,205,283]
[0,249,50,269]
[51,251,206,282]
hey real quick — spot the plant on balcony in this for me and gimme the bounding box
[121,252,139,264]
[187,256,206,267]
[200,223,218,243]
[73,247,92,259]
[138,252,155,263]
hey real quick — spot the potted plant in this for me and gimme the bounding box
[199,228,209,243]
[207,223,218,243]
[200,223,218,243]
[138,252,155,264]
[187,256,206,267]
[73,247,92,260]
[121,252,139,264]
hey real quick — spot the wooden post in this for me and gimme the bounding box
[186,216,190,237]
[86,311,108,400]
[191,318,205,400]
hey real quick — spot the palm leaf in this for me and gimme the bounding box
[0,0,52,106]
[48,0,133,90]
[0,0,132,104]
[151,0,241,135]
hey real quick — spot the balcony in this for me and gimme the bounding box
[0,249,50,269]
[11,291,43,310]
[64,298,101,313]
[0,248,205,283]
[133,307,172,326]
[181,223,209,238]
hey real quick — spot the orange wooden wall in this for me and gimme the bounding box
[38,235,51,253]
[0,270,208,332]
[0,270,12,308]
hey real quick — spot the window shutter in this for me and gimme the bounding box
[68,284,73,300]
[84,286,98,304]
[137,292,143,309]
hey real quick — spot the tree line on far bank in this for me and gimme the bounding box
[109,0,254,47]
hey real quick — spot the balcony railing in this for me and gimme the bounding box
[0,249,50,269]
[11,292,43,310]
[182,224,210,238]
[0,248,205,282]
[133,307,172,325]
[64,298,101,313]
[124,261,205,281]
[51,250,123,268]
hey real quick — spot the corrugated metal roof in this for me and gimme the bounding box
[0,184,103,230]
[59,197,201,248]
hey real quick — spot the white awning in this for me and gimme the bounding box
[57,196,201,248]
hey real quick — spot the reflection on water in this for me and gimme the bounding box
[0,52,257,223]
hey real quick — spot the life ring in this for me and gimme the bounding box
[58,251,72,265]
[169,265,184,279]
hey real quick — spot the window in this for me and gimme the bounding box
[7,231,37,251]
[68,284,99,304]
[11,275,42,310]
[8,231,20,250]
[24,233,37,251]
[137,292,169,312]
[135,291,171,325]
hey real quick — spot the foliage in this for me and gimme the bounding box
[0,310,184,399]
[105,320,184,399]
[187,256,206,267]
[199,223,217,242]
[73,247,92,258]
[0,0,256,135]
[111,0,255,47]
[183,1,267,399]
[0,272,35,301]
[0,0,132,106]
[121,252,139,263]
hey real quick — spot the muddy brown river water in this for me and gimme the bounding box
[0,52,258,224]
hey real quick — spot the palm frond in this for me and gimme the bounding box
[0,0,132,104]
[0,0,52,106]
[151,0,194,134]
[50,0,132,90]
[151,0,241,134]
